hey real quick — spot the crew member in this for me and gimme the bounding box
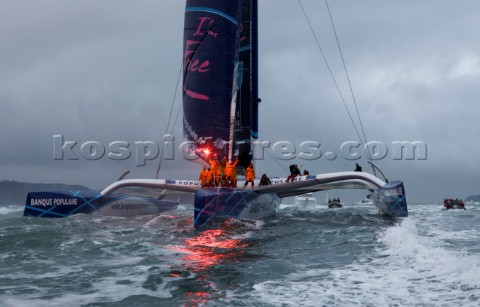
[219,157,227,187]
[244,163,255,189]
[354,163,362,172]
[224,157,240,187]
[207,167,214,187]
[199,165,209,188]
[259,174,271,186]
[286,164,301,182]
[209,155,220,186]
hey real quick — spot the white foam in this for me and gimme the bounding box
[0,205,23,215]
[250,217,480,306]
[0,261,176,306]
[1,273,174,307]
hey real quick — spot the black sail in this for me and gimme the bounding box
[183,0,258,167]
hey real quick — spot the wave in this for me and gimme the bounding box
[249,216,480,306]
[0,205,23,216]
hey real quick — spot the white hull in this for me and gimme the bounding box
[354,194,373,206]
[294,199,317,208]
[293,193,317,208]
[354,200,373,206]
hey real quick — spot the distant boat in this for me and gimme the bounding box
[443,199,466,210]
[294,193,317,208]
[328,198,343,209]
[355,194,373,206]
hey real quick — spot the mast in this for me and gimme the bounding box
[233,0,259,169]
[251,0,259,140]
[228,64,239,162]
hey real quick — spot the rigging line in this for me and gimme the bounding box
[170,97,183,138]
[264,148,289,174]
[324,0,373,163]
[297,0,365,157]
[159,85,183,173]
[157,84,184,172]
[155,58,183,179]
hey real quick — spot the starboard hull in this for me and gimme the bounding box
[194,188,281,228]
[24,191,178,218]
[372,180,408,217]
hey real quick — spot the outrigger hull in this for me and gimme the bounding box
[24,191,178,218]
[23,179,200,218]
[372,181,408,217]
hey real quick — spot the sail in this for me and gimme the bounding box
[183,0,243,161]
[183,0,258,168]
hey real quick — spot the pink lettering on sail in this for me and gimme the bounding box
[184,38,212,72]
[194,17,213,36]
[184,86,209,101]
[184,16,218,101]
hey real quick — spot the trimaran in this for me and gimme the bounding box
[23,0,408,228]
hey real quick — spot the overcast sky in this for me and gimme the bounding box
[1,0,479,202]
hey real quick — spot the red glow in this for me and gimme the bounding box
[165,222,248,273]
[163,221,249,305]
[199,147,212,157]
[184,291,209,307]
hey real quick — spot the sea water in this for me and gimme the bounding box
[0,202,478,306]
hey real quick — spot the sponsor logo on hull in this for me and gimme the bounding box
[30,198,79,207]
